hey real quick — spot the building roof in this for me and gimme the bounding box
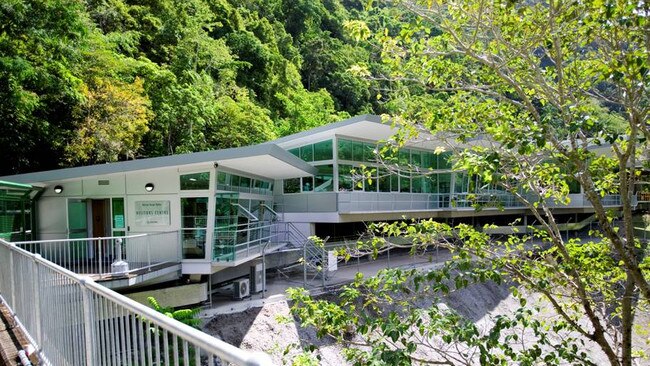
[1,144,317,184]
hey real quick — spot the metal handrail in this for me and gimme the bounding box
[0,239,274,366]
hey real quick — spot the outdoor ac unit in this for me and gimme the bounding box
[250,262,265,293]
[233,278,250,299]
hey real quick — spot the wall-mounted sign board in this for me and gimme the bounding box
[135,201,170,226]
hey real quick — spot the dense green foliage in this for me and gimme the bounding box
[0,0,389,175]
[288,1,650,365]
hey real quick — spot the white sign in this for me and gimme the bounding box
[327,251,338,272]
[135,201,170,226]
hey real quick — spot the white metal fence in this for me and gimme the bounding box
[0,239,273,366]
[12,231,181,277]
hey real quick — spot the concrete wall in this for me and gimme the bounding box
[125,282,208,308]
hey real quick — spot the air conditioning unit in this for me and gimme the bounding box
[233,278,250,299]
[250,262,265,293]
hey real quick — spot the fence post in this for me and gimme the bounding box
[147,235,152,267]
[9,249,16,311]
[79,278,96,366]
[98,240,103,277]
[32,255,43,347]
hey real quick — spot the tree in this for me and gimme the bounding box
[65,77,152,164]
[289,1,650,365]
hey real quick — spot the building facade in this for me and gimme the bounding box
[0,115,622,301]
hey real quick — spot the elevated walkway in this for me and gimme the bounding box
[12,232,182,289]
[0,238,273,366]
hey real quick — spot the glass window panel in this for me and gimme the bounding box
[352,141,365,162]
[239,176,251,189]
[439,152,452,169]
[217,172,229,189]
[300,145,314,162]
[400,174,411,193]
[410,151,422,167]
[568,179,580,194]
[364,143,376,162]
[230,175,240,187]
[283,178,300,194]
[378,168,390,192]
[454,173,469,193]
[180,172,210,190]
[438,173,451,193]
[390,172,400,192]
[412,176,423,193]
[338,139,353,160]
[313,140,333,161]
[289,148,299,157]
[398,150,410,166]
[111,198,125,229]
[423,152,437,170]
[338,164,353,191]
[422,175,434,193]
[365,168,377,192]
[302,177,314,192]
[181,197,208,259]
[429,174,439,193]
[315,165,334,192]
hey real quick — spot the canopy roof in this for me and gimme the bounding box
[0,181,41,201]
[0,144,317,184]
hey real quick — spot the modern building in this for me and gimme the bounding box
[0,114,625,304]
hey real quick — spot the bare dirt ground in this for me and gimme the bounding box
[202,280,650,365]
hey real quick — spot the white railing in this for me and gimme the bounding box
[0,239,273,366]
[13,231,181,277]
[337,192,624,213]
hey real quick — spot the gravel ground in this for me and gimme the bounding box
[203,280,650,365]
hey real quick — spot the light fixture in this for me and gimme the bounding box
[145,183,155,192]
[53,185,63,194]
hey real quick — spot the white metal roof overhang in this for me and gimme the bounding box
[215,145,318,179]
[0,144,317,184]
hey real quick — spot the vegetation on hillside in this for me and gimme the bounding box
[0,0,388,175]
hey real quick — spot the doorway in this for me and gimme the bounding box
[91,199,111,238]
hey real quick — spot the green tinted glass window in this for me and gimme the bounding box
[338,164,353,191]
[439,152,452,169]
[364,143,376,162]
[398,150,410,166]
[400,174,411,193]
[454,173,469,193]
[283,178,301,194]
[365,168,377,192]
[239,177,251,189]
[289,148,299,157]
[412,176,423,193]
[338,139,353,160]
[302,177,314,192]
[111,198,125,229]
[568,179,580,194]
[423,152,438,170]
[438,173,451,193]
[180,172,210,190]
[411,151,422,167]
[313,140,333,161]
[300,145,314,162]
[352,141,365,162]
[315,165,334,192]
[378,168,390,192]
[390,172,399,192]
[217,172,228,185]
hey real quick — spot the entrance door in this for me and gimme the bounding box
[91,199,110,238]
